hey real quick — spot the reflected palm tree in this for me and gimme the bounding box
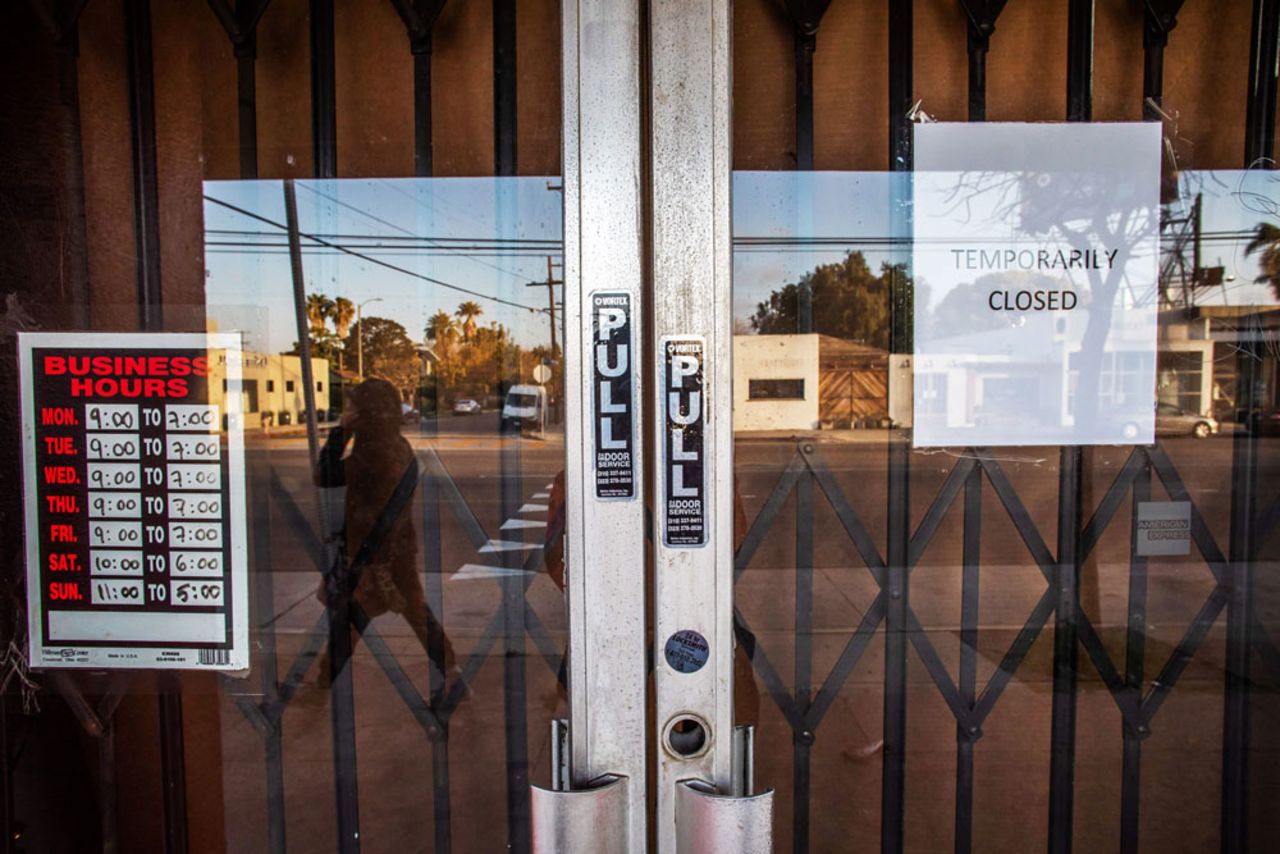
[456,300,483,342]
[1245,222,1280,299]
[306,293,334,336]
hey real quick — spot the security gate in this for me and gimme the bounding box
[2,0,1279,852]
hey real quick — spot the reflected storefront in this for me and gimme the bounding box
[1,1,1279,853]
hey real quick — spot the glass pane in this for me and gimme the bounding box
[205,177,566,852]
[1,2,565,851]
[731,5,1280,852]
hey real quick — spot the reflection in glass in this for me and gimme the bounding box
[204,178,567,852]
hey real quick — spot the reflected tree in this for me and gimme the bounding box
[1245,222,1280,299]
[750,251,901,349]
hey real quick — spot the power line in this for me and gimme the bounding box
[203,193,548,315]
[295,181,536,281]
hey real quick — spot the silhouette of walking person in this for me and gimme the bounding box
[312,378,463,701]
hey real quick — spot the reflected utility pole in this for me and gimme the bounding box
[525,256,562,357]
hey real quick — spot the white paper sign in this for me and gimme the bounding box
[912,123,1161,447]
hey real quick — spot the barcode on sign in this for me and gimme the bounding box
[198,648,231,666]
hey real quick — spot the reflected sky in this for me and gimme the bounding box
[203,178,563,355]
[731,169,1278,328]
[201,170,1278,358]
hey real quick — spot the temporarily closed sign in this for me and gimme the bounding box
[19,333,248,670]
[912,123,1161,447]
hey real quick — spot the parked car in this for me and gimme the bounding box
[453,398,482,415]
[1155,402,1218,439]
[400,402,420,423]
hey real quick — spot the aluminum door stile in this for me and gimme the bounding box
[532,0,647,851]
[651,1,763,851]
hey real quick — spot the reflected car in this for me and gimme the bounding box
[1155,402,1218,439]
[453,398,482,415]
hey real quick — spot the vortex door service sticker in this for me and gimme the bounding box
[662,336,706,547]
[913,123,1161,446]
[592,291,635,499]
[18,333,249,671]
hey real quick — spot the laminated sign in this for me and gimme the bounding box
[662,336,706,547]
[19,333,249,671]
[913,123,1161,446]
[592,291,636,499]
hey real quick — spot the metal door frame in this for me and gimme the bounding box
[539,1,771,852]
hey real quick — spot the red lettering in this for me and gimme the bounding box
[49,524,77,543]
[43,466,79,484]
[42,436,76,455]
[70,378,93,396]
[43,356,66,375]
[40,407,77,426]
[167,378,188,396]
[192,356,209,376]
[49,582,82,601]
[45,495,78,513]
[48,553,80,572]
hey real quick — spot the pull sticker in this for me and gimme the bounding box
[592,292,635,499]
[661,336,706,547]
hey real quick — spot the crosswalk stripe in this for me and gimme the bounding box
[451,563,535,581]
[500,518,547,530]
[479,539,540,553]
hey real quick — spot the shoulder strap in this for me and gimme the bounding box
[345,456,421,578]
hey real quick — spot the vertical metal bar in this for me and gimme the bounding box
[126,5,186,847]
[1222,316,1261,854]
[882,443,909,854]
[310,0,337,178]
[54,26,92,327]
[887,0,913,170]
[966,28,988,122]
[284,180,358,852]
[650,0,735,849]
[500,403,529,854]
[954,465,982,854]
[100,717,119,854]
[422,400,452,852]
[794,28,815,171]
[794,27,815,333]
[493,0,517,176]
[1065,0,1094,122]
[1050,14,1092,849]
[1048,447,1082,854]
[493,2,527,843]
[794,469,814,854]
[1245,0,1280,164]
[236,48,258,179]
[158,686,190,854]
[251,468,287,850]
[1142,6,1168,121]
[125,0,162,330]
[883,5,912,853]
[1120,457,1150,854]
[413,40,433,177]
[561,1,648,849]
